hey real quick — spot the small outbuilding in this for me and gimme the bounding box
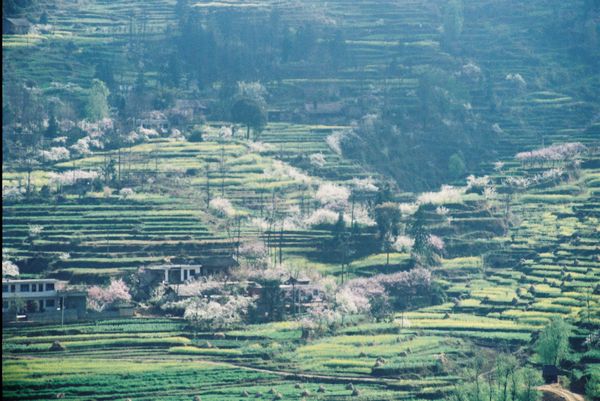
[3,18,32,34]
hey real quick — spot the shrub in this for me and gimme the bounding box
[189,128,204,142]
[448,153,466,178]
[49,341,66,351]
[309,153,326,168]
[119,188,134,199]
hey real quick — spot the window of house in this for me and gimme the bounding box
[2,285,8,293]
[20,284,30,292]
[32,284,37,292]
[10,284,16,293]
[46,283,55,291]
[46,299,55,308]
[2,300,8,309]
[39,284,44,292]
[189,270,196,276]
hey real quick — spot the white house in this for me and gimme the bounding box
[2,278,86,316]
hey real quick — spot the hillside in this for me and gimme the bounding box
[2,1,600,401]
[4,0,599,189]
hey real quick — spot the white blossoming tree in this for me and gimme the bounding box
[209,197,236,218]
[87,279,132,312]
[315,183,350,211]
[2,260,19,277]
[184,295,254,331]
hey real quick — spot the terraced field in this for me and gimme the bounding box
[5,0,597,157]
[2,319,447,401]
[3,0,600,399]
[3,122,387,281]
[3,136,599,400]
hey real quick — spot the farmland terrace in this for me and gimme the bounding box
[2,0,600,400]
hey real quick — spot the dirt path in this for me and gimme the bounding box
[217,360,397,386]
[537,384,586,401]
[188,358,408,387]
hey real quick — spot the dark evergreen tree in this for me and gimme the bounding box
[231,98,267,139]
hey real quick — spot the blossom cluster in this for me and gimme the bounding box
[209,197,236,218]
[50,170,100,187]
[119,188,135,199]
[2,260,19,277]
[87,279,132,312]
[315,183,350,210]
[39,147,70,162]
[505,168,565,189]
[417,185,463,205]
[184,295,254,330]
[515,142,586,164]
[325,130,346,155]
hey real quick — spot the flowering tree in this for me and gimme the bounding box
[351,177,378,194]
[3,186,24,202]
[209,197,236,218]
[119,188,134,199]
[50,170,100,188]
[399,203,419,216]
[325,130,346,155]
[87,279,132,312]
[378,267,433,314]
[466,175,490,192]
[515,142,586,166]
[184,295,254,331]
[239,241,268,266]
[248,141,274,153]
[306,208,339,227]
[301,305,342,337]
[303,266,434,334]
[428,235,445,252]
[71,137,90,155]
[315,183,350,210]
[309,153,326,168]
[39,147,70,162]
[377,267,432,293]
[393,235,415,252]
[2,260,19,277]
[28,224,44,237]
[417,185,463,205]
[505,73,526,90]
[236,81,267,107]
[343,276,388,320]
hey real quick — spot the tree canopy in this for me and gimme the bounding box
[231,98,267,139]
[535,316,572,366]
[85,79,110,122]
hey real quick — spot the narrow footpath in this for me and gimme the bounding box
[537,384,586,401]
